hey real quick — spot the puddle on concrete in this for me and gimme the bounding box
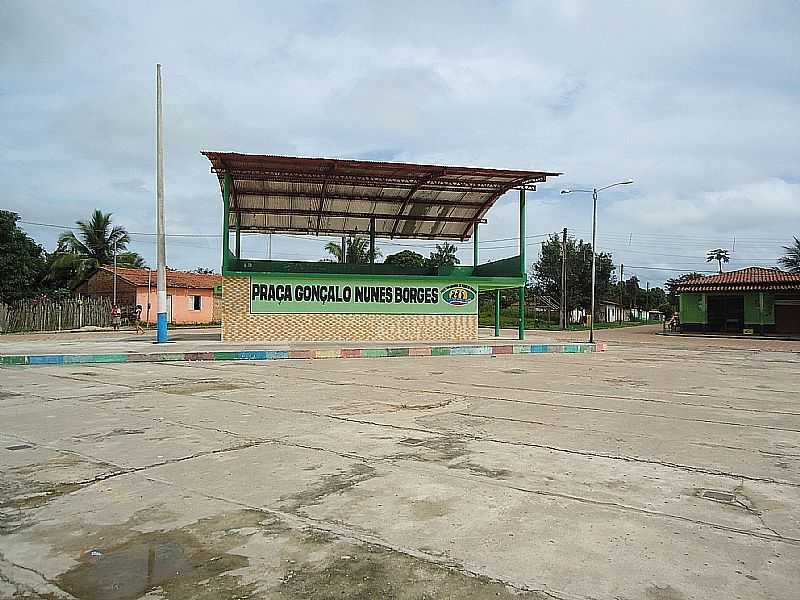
[59,540,195,600]
[56,510,272,600]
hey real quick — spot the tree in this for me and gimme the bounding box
[194,267,216,274]
[117,251,147,268]
[532,233,615,317]
[778,237,800,273]
[642,286,667,310]
[323,237,380,264]
[383,250,427,269]
[428,243,460,270]
[658,302,675,320]
[706,248,730,273]
[50,210,144,286]
[623,276,640,310]
[0,211,47,304]
[665,272,706,306]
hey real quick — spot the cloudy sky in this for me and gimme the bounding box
[2,1,799,286]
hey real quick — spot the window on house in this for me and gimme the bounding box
[189,295,202,311]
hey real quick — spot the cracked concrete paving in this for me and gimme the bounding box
[1,332,799,599]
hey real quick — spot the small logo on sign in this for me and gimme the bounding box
[442,284,476,306]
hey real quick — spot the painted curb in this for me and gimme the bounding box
[1,342,603,366]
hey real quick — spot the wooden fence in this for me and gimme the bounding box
[0,297,113,334]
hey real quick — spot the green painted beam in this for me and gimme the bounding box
[519,188,526,275]
[224,269,524,287]
[473,222,479,267]
[235,211,241,259]
[495,289,501,337]
[222,173,232,272]
[369,217,376,266]
[519,188,526,341]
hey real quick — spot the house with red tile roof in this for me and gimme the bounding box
[74,266,222,325]
[672,267,800,335]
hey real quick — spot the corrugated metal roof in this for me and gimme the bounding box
[674,267,800,292]
[202,152,560,240]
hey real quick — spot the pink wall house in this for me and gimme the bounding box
[76,267,222,325]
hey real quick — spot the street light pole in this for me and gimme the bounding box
[155,63,168,343]
[590,189,597,343]
[561,179,633,345]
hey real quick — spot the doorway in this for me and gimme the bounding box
[707,295,744,333]
[775,302,800,334]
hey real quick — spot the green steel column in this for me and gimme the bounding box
[222,173,232,272]
[494,289,501,337]
[369,217,376,265]
[473,222,479,267]
[519,188,526,340]
[519,188,526,271]
[235,212,241,259]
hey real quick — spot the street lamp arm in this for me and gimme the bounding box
[596,180,634,193]
[560,189,593,194]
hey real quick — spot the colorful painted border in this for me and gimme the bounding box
[1,342,603,366]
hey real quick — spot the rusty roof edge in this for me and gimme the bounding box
[200,151,562,178]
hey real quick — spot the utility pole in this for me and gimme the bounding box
[155,64,168,343]
[146,269,152,328]
[560,227,567,329]
[619,263,624,321]
[646,281,650,319]
[113,240,117,306]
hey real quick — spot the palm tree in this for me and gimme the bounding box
[778,237,800,273]
[323,237,380,264]
[50,210,142,285]
[117,251,147,268]
[706,248,730,274]
[428,242,461,269]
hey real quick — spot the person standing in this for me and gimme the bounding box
[134,304,144,334]
[111,304,121,331]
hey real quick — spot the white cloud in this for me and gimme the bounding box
[1,1,799,282]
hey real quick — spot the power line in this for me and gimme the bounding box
[19,218,553,247]
[623,265,718,273]
[21,220,221,238]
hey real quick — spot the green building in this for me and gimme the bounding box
[675,267,800,335]
[202,152,560,343]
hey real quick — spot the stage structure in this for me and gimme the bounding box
[202,152,560,343]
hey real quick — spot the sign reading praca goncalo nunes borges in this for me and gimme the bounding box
[249,275,477,315]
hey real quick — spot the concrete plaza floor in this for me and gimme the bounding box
[1,327,799,599]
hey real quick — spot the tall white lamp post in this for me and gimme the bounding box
[561,180,633,343]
